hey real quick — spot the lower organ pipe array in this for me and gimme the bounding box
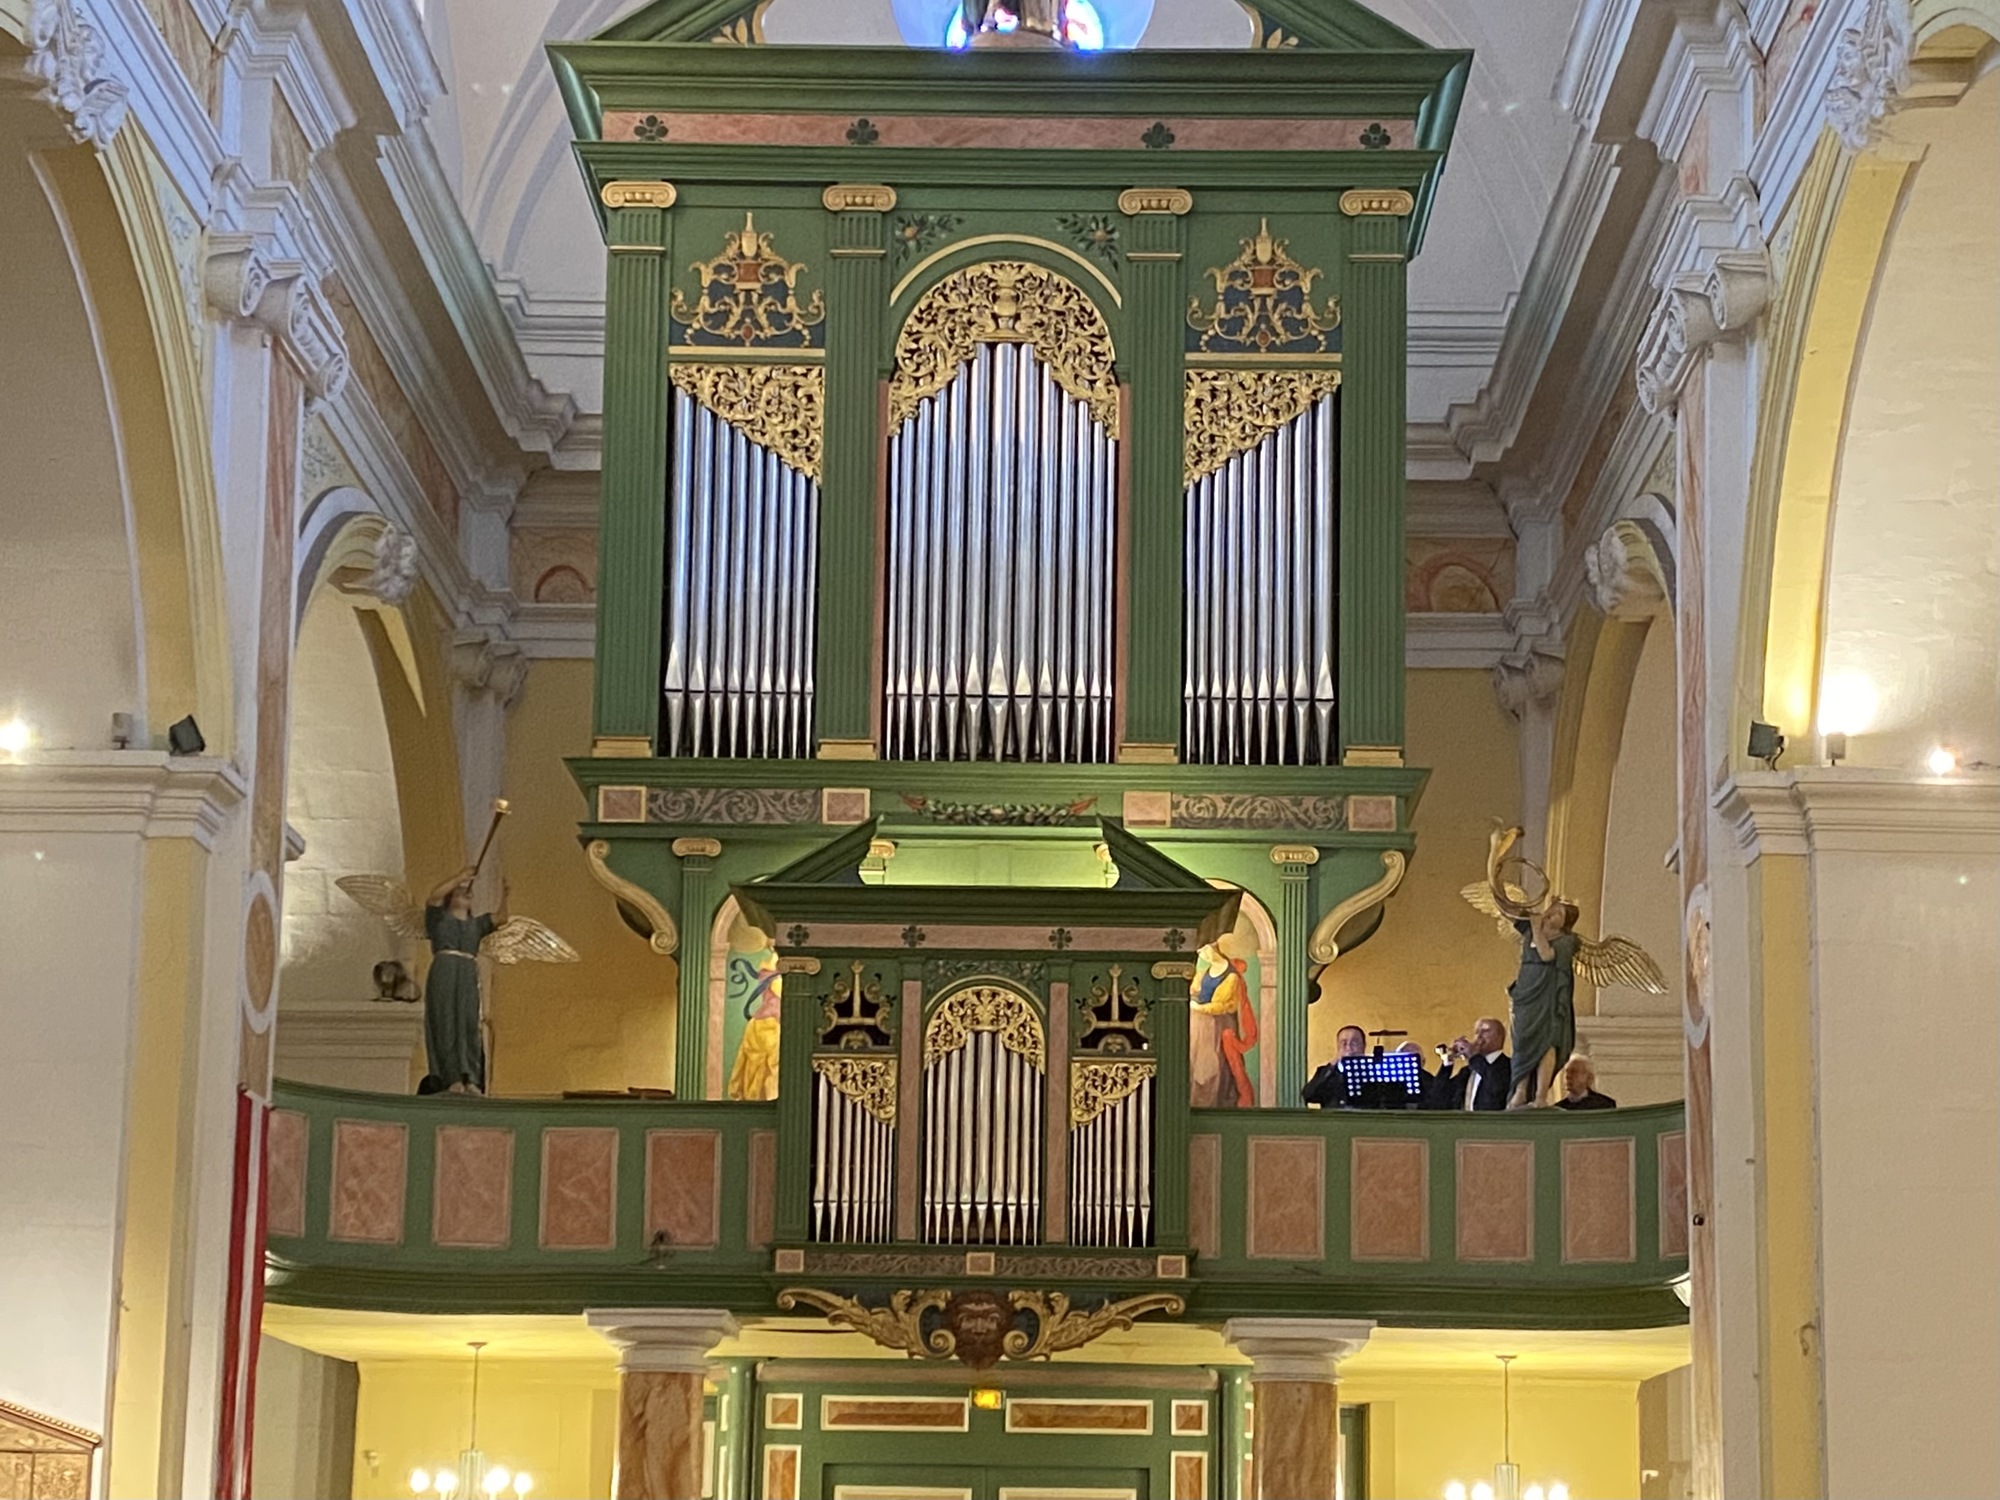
[885,342,1116,762]
[923,1028,1045,1245]
[662,389,819,758]
[1069,1063,1155,1249]
[1183,391,1339,765]
[810,1062,895,1244]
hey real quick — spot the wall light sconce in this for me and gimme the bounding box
[1747,721,1785,768]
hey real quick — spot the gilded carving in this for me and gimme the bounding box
[924,985,1046,1070]
[823,184,897,213]
[812,1055,897,1124]
[1168,791,1346,830]
[1070,1058,1156,1126]
[646,786,819,824]
[669,362,823,479]
[1188,220,1340,354]
[776,1286,1184,1369]
[1339,188,1414,217]
[1117,187,1193,216]
[1184,368,1342,483]
[584,839,678,956]
[890,261,1119,436]
[1307,850,1408,965]
[600,180,678,210]
[670,212,826,347]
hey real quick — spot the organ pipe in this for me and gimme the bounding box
[886,343,1116,763]
[663,389,819,758]
[1182,390,1339,765]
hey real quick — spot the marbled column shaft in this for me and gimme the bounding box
[1251,1379,1339,1500]
[616,1370,704,1500]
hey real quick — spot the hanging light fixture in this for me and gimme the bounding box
[1442,1356,1567,1500]
[409,1342,534,1500]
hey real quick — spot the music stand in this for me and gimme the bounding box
[1342,1051,1423,1110]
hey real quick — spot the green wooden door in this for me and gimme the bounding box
[820,1463,1148,1500]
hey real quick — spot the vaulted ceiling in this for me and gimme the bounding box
[417,0,1586,467]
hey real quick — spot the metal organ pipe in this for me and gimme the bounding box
[1183,391,1339,764]
[921,1027,1045,1246]
[662,390,819,758]
[1068,1067,1155,1249]
[885,344,1116,762]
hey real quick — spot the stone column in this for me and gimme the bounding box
[1224,1318,1374,1500]
[585,1309,739,1500]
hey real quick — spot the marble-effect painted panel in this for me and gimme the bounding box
[539,1127,619,1251]
[1350,1137,1429,1261]
[1454,1138,1534,1263]
[1562,1136,1636,1263]
[432,1125,514,1249]
[1245,1136,1324,1259]
[266,1108,308,1239]
[328,1119,407,1245]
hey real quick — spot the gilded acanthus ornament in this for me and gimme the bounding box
[1069,1058,1155,1126]
[668,363,824,479]
[776,1286,1185,1370]
[923,984,1046,1070]
[1188,219,1340,354]
[1183,367,1342,483]
[812,1055,897,1124]
[890,261,1119,436]
[670,212,826,347]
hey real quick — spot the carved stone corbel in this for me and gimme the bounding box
[24,0,128,147]
[1825,0,1912,151]
[449,631,528,711]
[363,526,418,606]
[1492,648,1565,721]
[1584,519,1673,619]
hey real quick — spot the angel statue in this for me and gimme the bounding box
[338,834,577,1094]
[1460,824,1666,1109]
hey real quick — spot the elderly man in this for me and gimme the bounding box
[1556,1053,1618,1110]
[1300,1025,1368,1107]
[1433,1016,1512,1111]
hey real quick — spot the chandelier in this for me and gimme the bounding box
[408,1342,534,1499]
[1442,1355,1568,1500]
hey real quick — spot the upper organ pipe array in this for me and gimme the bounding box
[661,389,820,758]
[885,343,1117,763]
[1183,392,1340,765]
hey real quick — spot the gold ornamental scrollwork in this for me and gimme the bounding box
[1307,849,1408,966]
[601,180,677,210]
[1188,218,1341,354]
[775,1286,1185,1369]
[1184,367,1342,483]
[669,363,824,480]
[923,984,1046,1070]
[812,1054,897,1124]
[1339,188,1415,217]
[670,212,826,348]
[1069,1058,1156,1127]
[890,261,1119,437]
[583,840,678,956]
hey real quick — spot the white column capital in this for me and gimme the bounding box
[1224,1317,1375,1383]
[586,1308,738,1374]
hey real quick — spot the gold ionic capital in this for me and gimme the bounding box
[778,955,823,975]
[1117,187,1193,216]
[1339,188,1414,217]
[1270,845,1321,866]
[822,183,898,213]
[1342,745,1405,767]
[601,180,679,210]
[672,836,723,859]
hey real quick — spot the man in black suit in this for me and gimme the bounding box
[1431,1016,1511,1111]
[1301,1025,1369,1107]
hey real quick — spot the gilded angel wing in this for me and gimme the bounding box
[1459,881,1531,938]
[1574,933,1668,994]
[480,915,581,965]
[334,874,427,941]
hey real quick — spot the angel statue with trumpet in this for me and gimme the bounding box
[1461,824,1666,1109]
[338,801,577,1094]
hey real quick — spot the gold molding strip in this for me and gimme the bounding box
[669,362,824,480]
[1307,850,1407,966]
[584,839,677,956]
[1184,367,1343,484]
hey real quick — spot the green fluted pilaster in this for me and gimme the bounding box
[1276,851,1316,1105]
[816,197,891,753]
[716,1357,754,1500]
[1338,209,1409,757]
[672,842,717,1100]
[1220,1366,1253,1500]
[594,203,674,747]
[773,966,818,1243]
[1152,982,1189,1249]
[1119,200,1189,757]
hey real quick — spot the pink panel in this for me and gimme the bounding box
[329,1119,407,1245]
[645,1129,721,1250]
[266,1109,307,1240]
[1455,1139,1534,1263]
[433,1125,515,1249]
[539,1127,619,1251]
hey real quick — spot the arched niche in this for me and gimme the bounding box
[1186,882,1279,1107]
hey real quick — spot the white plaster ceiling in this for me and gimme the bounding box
[419,0,1582,432]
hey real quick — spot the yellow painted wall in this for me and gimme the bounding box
[1344,1373,1644,1500]
[1314,670,1522,1061]
[346,1357,615,1500]
[488,659,677,1094]
[1598,620,1683,1003]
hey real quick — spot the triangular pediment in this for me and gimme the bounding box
[0,1401,100,1454]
